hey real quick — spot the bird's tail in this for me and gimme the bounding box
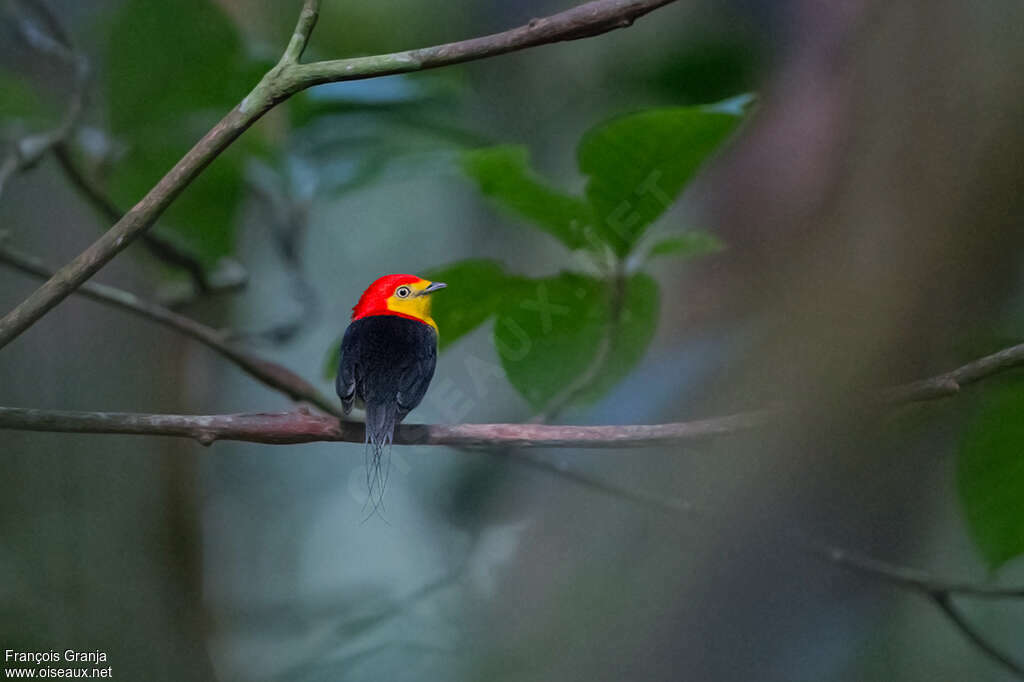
[363,401,398,516]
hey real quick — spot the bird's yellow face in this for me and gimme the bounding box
[384,279,447,331]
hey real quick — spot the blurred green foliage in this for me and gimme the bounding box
[103,0,261,264]
[957,380,1024,570]
[644,38,762,104]
[0,72,50,120]
[648,231,725,259]
[105,0,248,136]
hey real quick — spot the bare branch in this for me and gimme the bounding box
[0,0,682,349]
[2,338,1024,445]
[0,406,771,447]
[0,243,340,416]
[0,2,87,200]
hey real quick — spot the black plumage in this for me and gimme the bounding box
[336,314,437,500]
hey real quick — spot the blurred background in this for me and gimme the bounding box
[2,0,1024,680]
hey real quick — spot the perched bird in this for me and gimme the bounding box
[336,274,446,502]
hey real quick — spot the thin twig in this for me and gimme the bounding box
[52,144,242,296]
[2,0,228,295]
[806,544,1024,598]
[514,450,698,513]
[514,452,1024,598]
[929,593,1024,678]
[504,452,1024,678]
[0,0,682,349]
[12,0,74,56]
[0,242,339,416]
[0,0,87,200]
[234,161,318,343]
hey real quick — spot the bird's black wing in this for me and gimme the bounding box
[395,329,437,418]
[336,324,360,415]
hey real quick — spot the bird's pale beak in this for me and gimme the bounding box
[422,281,447,294]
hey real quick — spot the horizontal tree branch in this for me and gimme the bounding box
[3,339,1022,447]
[0,242,339,416]
[0,0,681,349]
[0,406,772,447]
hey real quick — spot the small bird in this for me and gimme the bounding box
[336,274,446,503]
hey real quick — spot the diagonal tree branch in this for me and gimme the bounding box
[809,545,1024,599]
[0,242,339,416]
[0,0,682,349]
[930,593,1024,678]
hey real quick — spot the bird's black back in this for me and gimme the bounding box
[336,314,438,421]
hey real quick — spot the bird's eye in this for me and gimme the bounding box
[395,286,411,298]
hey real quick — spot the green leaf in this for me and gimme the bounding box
[958,381,1024,570]
[493,273,658,411]
[573,273,659,403]
[649,230,725,259]
[577,107,740,256]
[425,259,510,351]
[462,145,593,250]
[493,273,604,410]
